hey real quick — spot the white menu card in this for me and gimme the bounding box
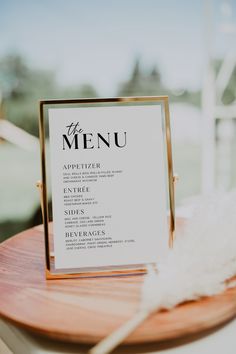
[48,104,169,270]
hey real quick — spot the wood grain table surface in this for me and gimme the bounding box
[0,220,236,347]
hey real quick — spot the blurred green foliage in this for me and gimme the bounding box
[118,58,201,106]
[0,54,98,136]
[0,54,202,139]
[0,53,235,241]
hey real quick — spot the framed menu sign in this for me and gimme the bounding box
[39,97,175,279]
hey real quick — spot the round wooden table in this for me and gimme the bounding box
[1,222,236,345]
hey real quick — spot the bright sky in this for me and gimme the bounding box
[0,0,235,94]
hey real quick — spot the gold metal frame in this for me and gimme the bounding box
[38,96,175,279]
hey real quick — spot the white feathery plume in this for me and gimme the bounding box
[89,191,236,354]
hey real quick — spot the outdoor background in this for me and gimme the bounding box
[0,0,236,241]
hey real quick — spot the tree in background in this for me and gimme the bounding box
[118,58,200,106]
[0,54,98,136]
[118,58,165,96]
